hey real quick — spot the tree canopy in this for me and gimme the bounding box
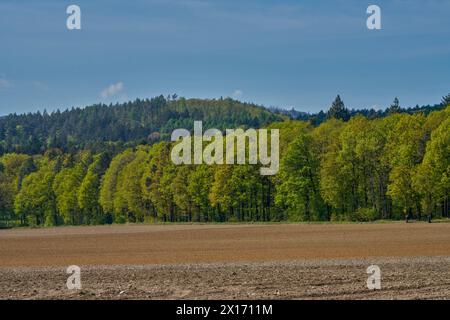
[1,105,448,227]
[1,96,449,227]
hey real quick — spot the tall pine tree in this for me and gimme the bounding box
[327,95,350,121]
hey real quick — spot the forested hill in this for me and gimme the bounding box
[1,94,448,156]
[0,96,283,155]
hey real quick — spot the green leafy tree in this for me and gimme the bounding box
[209,165,234,221]
[276,133,323,221]
[53,152,91,225]
[386,114,427,219]
[114,147,150,222]
[172,165,194,221]
[0,154,35,224]
[187,165,214,221]
[414,115,450,217]
[14,158,57,226]
[140,142,176,222]
[78,153,110,224]
[99,149,136,223]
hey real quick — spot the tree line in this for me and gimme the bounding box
[2,94,448,156]
[271,94,449,125]
[1,101,449,227]
[0,96,283,155]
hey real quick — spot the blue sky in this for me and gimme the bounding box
[0,0,449,115]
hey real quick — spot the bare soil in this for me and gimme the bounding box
[1,222,449,299]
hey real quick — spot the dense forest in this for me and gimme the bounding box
[0,96,283,155]
[2,94,447,156]
[0,95,449,227]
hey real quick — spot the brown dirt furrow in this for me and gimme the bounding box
[1,257,449,299]
[1,223,450,267]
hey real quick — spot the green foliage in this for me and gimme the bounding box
[140,142,176,222]
[0,104,449,226]
[53,152,91,225]
[99,149,136,222]
[114,146,150,222]
[14,158,57,226]
[1,95,446,158]
[0,96,282,155]
[78,153,110,224]
[276,133,324,221]
[187,165,214,221]
[353,207,379,222]
[413,114,450,217]
[386,114,427,218]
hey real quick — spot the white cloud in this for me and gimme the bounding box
[32,81,49,91]
[0,78,11,89]
[101,82,124,99]
[232,89,243,98]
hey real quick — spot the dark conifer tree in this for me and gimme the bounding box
[388,97,401,114]
[327,95,349,121]
[442,93,450,106]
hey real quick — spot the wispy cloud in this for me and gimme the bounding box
[101,82,124,99]
[232,89,243,98]
[32,81,49,91]
[0,78,11,89]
